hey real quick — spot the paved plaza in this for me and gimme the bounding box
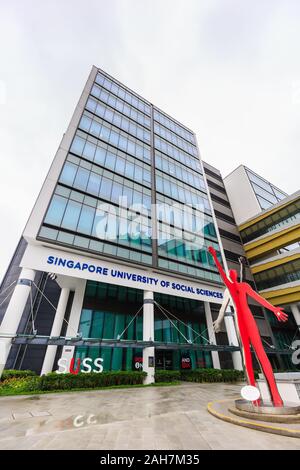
[0,382,300,450]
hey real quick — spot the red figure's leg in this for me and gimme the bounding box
[249,329,283,407]
[237,317,260,406]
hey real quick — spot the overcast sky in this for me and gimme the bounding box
[0,0,299,282]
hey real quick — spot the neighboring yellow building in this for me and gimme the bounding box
[239,191,300,358]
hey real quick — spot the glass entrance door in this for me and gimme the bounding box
[155,350,173,370]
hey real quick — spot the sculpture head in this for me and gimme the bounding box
[229,269,238,283]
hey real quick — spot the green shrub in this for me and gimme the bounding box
[154,368,244,384]
[0,376,41,393]
[1,369,37,381]
[180,368,244,383]
[154,370,181,383]
[39,371,147,391]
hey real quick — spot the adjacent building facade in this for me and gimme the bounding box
[224,165,288,225]
[224,167,300,370]
[203,162,287,370]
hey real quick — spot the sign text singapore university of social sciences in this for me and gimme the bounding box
[47,255,223,299]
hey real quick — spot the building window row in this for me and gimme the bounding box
[158,223,219,259]
[154,122,197,157]
[157,207,217,240]
[154,135,199,167]
[203,166,223,183]
[91,83,151,128]
[86,97,151,145]
[252,182,279,206]
[210,193,232,209]
[157,257,221,284]
[155,148,201,175]
[153,108,195,144]
[39,225,152,267]
[79,112,151,162]
[206,178,227,195]
[59,157,152,211]
[156,193,212,222]
[214,210,236,225]
[223,250,243,263]
[155,171,210,212]
[42,187,152,254]
[254,259,300,291]
[246,169,287,208]
[70,135,151,188]
[155,152,205,190]
[218,228,241,243]
[95,72,151,116]
[240,201,300,244]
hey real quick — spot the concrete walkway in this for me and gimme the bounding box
[0,382,300,450]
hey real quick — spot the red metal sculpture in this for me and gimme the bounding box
[208,246,288,407]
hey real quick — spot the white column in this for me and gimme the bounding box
[143,290,155,384]
[0,268,36,377]
[40,287,70,375]
[224,313,243,371]
[58,279,86,372]
[204,301,221,369]
[291,304,300,330]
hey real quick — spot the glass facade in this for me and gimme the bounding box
[254,259,300,290]
[37,68,226,371]
[74,282,213,371]
[246,168,288,211]
[240,198,300,244]
[39,68,222,283]
[265,309,300,370]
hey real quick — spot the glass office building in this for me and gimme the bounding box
[0,66,241,377]
[39,68,220,282]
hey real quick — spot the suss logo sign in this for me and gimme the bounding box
[56,357,104,374]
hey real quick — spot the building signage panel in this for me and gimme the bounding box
[20,244,224,303]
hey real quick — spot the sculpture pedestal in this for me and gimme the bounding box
[257,372,300,405]
[234,399,300,417]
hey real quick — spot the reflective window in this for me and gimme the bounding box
[257,195,273,210]
[95,73,151,115]
[246,168,288,208]
[61,200,82,231]
[60,162,77,186]
[44,195,67,226]
[240,199,300,243]
[78,112,151,162]
[70,133,151,187]
[154,109,195,144]
[254,259,300,290]
[41,186,152,263]
[77,205,95,235]
[156,170,211,213]
[155,137,200,170]
[91,84,151,128]
[86,97,151,144]
[154,122,197,157]
[155,151,204,187]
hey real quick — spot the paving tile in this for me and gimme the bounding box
[0,383,299,450]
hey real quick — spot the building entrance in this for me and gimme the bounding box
[155,351,173,370]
